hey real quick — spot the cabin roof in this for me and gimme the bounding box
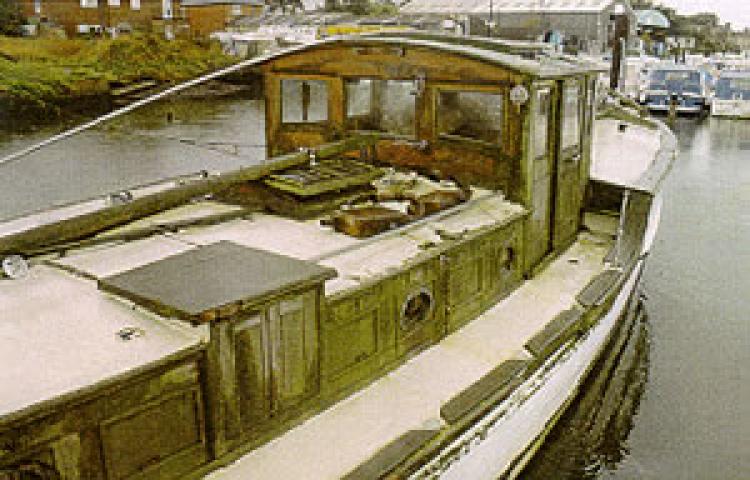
[0,265,203,421]
[266,35,603,78]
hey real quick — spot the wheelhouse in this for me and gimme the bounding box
[260,35,601,272]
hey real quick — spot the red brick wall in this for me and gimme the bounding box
[183,4,262,37]
[30,0,165,37]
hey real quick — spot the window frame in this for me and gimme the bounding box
[434,83,506,149]
[280,77,331,127]
[531,87,551,161]
[561,80,582,152]
[343,77,419,138]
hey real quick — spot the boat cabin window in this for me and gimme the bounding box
[345,78,416,137]
[561,84,580,151]
[282,79,328,124]
[532,89,550,159]
[437,90,503,145]
[648,70,701,93]
[715,77,750,100]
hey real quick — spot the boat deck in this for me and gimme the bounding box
[590,119,662,188]
[0,265,204,423]
[204,232,611,480]
[51,190,524,297]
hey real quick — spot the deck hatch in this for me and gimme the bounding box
[98,241,336,323]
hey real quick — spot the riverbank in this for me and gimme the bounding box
[0,35,237,131]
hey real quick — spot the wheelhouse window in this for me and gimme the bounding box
[532,89,550,159]
[345,79,416,137]
[281,79,328,124]
[437,90,503,145]
[561,84,580,150]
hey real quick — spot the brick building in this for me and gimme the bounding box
[180,0,265,37]
[18,0,263,37]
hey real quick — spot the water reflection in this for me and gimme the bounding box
[0,88,265,221]
[520,305,651,480]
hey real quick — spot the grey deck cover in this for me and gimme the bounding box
[99,240,336,320]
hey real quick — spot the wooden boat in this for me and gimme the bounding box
[0,34,676,480]
[711,71,750,118]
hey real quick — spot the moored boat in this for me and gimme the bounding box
[0,34,676,480]
[643,63,711,114]
[711,71,750,118]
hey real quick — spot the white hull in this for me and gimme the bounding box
[410,260,644,479]
[711,99,750,118]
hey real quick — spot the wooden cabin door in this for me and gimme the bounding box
[553,78,584,249]
[234,291,319,429]
[525,85,554,271]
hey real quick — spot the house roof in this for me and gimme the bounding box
[401,0,625,15]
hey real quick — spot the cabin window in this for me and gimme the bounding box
[345,79,416,137]
[130,0,140,9]
[532,89,550,159]
[561,84,580,150]
[281,79,328,124]
[346,79,374,122]
[437,90,503,145]
[381,80,416,136]
[80,0,97,7]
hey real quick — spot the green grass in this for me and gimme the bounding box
[0,35,236,114]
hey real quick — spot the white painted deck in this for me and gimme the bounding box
[53,191,523,297]
[0,265,203,421]
[591,119,662,187]
[205,233,611,480]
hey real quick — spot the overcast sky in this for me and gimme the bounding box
[656,0,750,30]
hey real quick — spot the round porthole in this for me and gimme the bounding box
[400,288,434,330]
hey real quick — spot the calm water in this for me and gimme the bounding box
[523,116,750,479]
[1,97,748,478]
[0,91,266,222]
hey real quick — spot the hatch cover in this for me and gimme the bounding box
[99,241,336,323]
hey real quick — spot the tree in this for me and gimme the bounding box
[0,0,25,36]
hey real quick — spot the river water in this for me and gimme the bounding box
[0,90,266,222]
[1,96,748,478]
[522,116,750,479]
